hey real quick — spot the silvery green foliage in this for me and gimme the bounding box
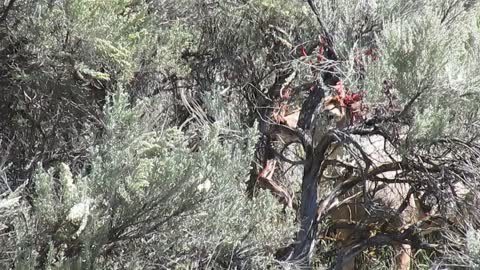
[466,228,480,268]
[16,90,293,269]
[362,1,480,142]
[0,177,30,269]
[310,0,480,142]
[434,223,480,269]
[4,0,480,269]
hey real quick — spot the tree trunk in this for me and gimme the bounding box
[286,134,333,265]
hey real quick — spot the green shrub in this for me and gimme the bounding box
[11,90,293,269]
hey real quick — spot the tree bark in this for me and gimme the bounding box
[286,134,333,264]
